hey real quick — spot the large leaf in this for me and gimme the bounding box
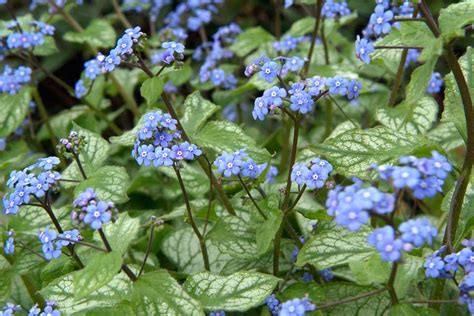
[229,27,275,57]
[376,96,438,135]
[74,166,130,204]
[427,122,464,152]
[73,251,123,299]
[131,271,204,315]
[40,271,133,314]
[439,1,474,42]
[37,106,88,141]
[405,57,437,104]
[140,76,164,105]
[296,224,375,269]
[442,47,473,144]
[184,271,279,311]
[96,213,140,256]
[64,20,116,48]
[195,121,270,163]
[181,91,219,136]
[256,212,283,255]
[312,126,426,178]
[0,88,31,138]
[62,123,110,182]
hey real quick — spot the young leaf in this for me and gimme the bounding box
[256,213,283,255]
[439,1,474,42]
[140,76,164,105]
[95,213,140,256]
[73,251,123,299]
[229,27,275,57]
[64,20,117,48]
[0,87,31,138]
[184,271,279,311]
[131,271,204,315]
[180,91,219,136]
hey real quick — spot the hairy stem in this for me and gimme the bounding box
[174,165,210,271]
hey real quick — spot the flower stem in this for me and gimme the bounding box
[138,221,156,277]
[387,262,399,304]
[72,150,88,180]
[328,95,357,127]
[315,288,386,310]
[111,0,132,28]
[173,165,210,271]
[17,240,47,261]
[303,0,324,77]
[31,87,60,156]
[237,175,267,219]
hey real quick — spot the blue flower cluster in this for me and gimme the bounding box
[195,23,241,89]
[266,294,281,316]
[373,151,452,200]
[280,296,316,316]
[38,227,81,260]
[123,0,172,23]
[252,74,362,120]
[132,110,202,167]
[0,303,20,315]
[3,230,14,255]
[245,55,305,84]
[75,27,144,98]
[209,311,225,316]
[58,130,86,155]
[427,72,444,94]
[405,49,420,68]
[213,149,265,179]
[0,65,32,95]
[291,158,333,189]
[30,0,83,11]
[28,301,61,316]
[165,0,223,31]
[3,157,62,215]
[322,0,351,19]
[71,188,116,230]
[424,241,474,314]
[273,35,309,53]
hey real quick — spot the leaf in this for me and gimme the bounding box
[256,213,283,255]
[184,271,279,311]
[0,87,31,138]
[312,126,426,178]
[181,91,219,136]
[74,166,130,204]
[73,251,123,299]
[33,36,59,56]
[439,1,474,42]
[229,27,275,57]
[40,271,133,314]
[349,254,391,286]
[109,116,145,146]
[131,271,204,315]
[8,205,70,233]
[161,227,232,274]
[140,76,164,105]
[296,224,375,269]
[442,47,473,144]
[159,163,209,196]
[405,57,437,104]
[37,106,88,141]
[427,122,464,152]
[62,123,110,182]
[195,121,270,163]
[377,96,438,135]
[64,20,117,48]
[97,213,140,256]
[286,17,315,37]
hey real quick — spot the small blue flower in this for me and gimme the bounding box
[181,142,202,160]
[28,303,41,316]
[160,114,178,130]
[38,227,61,260]
[36,156,60,171]
[266,165,278,183]
[368,226,403,262]
[241,159,259,179]
[104,49,121,72]
[290,91,314,114]
[143,111,162,129]
[84,201,112,230]
[399,218,437,247]
[370,5,394,35]
[209,311,225,316]
[279,297,316,316]
[252,97,270,121]
[266,294,280,315]
[427,72,443,94]
[154,132,174,147]
[291,163,310,186]
[355,35,374,64]
[412,176,440,199]
[124,26,142,39]
[74,80,86,98]
[162,41,185,54]
[305,164,329,189]
[73,188,96,208]
[319,268,333,282]
[306,76,326,96]
[391,166,420,189]
[459,272,474,293]
[327,76,349,96]
[4,230,14,255]
[116,35,134,55]
[405,49,420,67]
[424,255,445,278]
[285,56,304,72]
[346,80,362,100]
[355,187,383,210]
[284,0,294,9]
[288,82,305,95]
[136,144,155,166]
[458,248,474,273]
[373,193,395,214]
[336,207,369,232]
[302,272,314,282]
[259,61,280,83]
[264,86,287,107]
[210,68,226,86]
[154,147,173,167]
[84,59,101,80]
[444,253,459,272]
[57,229,81,247]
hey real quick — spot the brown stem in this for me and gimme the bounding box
[72,150,87,180]
[302,0,323,77]
[111,0,132,28]
[387,262,399,304]
[138,223,155,277]
[316,288,386,310]
[238,175,267,219]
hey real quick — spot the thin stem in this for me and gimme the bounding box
[17,240,47,261]
[273,0,282,39]
[57,238,108,252]
[72,150,87,180]
[324,100,333,138]
[303,0,323,77]
[282,117,300,210]
[203,156,214,236]
[31,87,58,152]
[111,0,132,28]
[406,299,458,304]
[387,262,399,304]
[321,18,330,65]
[392,17,425,22]
[374,45,423,50]
[173,165,210,271]
[328,95,357,127]
[288,185,306,212]
[316,288,386,310]
[238,175,268,220]
[138,223,156,277]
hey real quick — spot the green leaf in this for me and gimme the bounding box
[140,76,164,105]
[312,126,426,178]
[159,163,209,196]
[229,27,275,57]
[8,205,70,233]
[256,213,283,255]
[109,116,145,146]
[40,271,133,314]
[427,122,464,152]
[64,20,117,48]
[349,254,391,286]
[37,106,88,141]
[96,213,140,256]
[195,121,270,163]
[389,304,419,316]
[184,271,279,311]
[181,91,219,136]
[442,47,473,144]
[0,88,31,138]
[73,251,123,299]
[296,224,375,269]
[439,1,474,42]
[62,123,110,182]
[131,271,204,315]
[286,17,315,37]
[405,57,437,104]
[33,36,59,56]
[74,166,130,203]
[377,96,438,135]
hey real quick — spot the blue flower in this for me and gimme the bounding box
[336,207,369,232]
[427,72,443,94]
[290,91,314,114]
[405,49,420,67]
[412,176,440,199]
[263,86,287,107]
[154,132,174,147]
[399,218,437,247]
[252,97,270,121]
[368,226,402,262]
[327,76,349,96]
[36,156,60,171]
[209,311,225,316]
[210,68,226,86]
[74,80,86,98]
[28,303,41,316]
[215,153,242,177]
[346,80,362,100]
[38,227,62,260]
[355,187,383,209]
[369,5,394,35]
[266,294,280,315]
[391,166,420,189]
[241,159,259,179]
[319,268,333,282]
[288,82,305,95]
[355,35,374,64]
[125,26,143,39]
[373,193,395,214]
[1,303,21,316]
[284,0,294,8]
[84,59,101,80]
[424,255,445,278]
[143,111,162,129]
[259,61,280,83]
[57,229,81,247]
[40,301,61,316]
[444,253,459,272]
[375,0,390,9]
[306,76,325,96]
[266,165,278,183]
[84,201,112,230]
[154,147,174,167]
[429,151,452,179]
[460,272,474,293]
[73,188,96,208]
[181,142,202,160]
[458,248,474,273]
[104,49,121,72]
[160,114,178,130]
[285,56,304,72]
[280,297,316,316]
[162,41,185,54]
[4,230,14,255]
[305,164,329,189]
[136,144,155,166]
[291,163,310,186]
